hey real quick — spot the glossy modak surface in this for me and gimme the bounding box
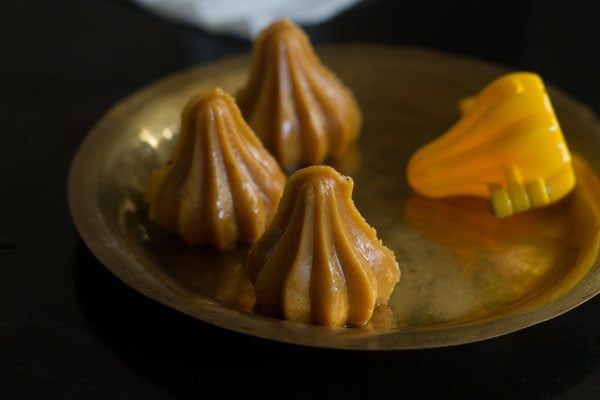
[236,19,362,170]
[247,165,400,327]
[146,88,286,251]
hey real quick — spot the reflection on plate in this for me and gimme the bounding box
[68,46,600,349]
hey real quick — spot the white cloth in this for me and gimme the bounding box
[130,0,361,38]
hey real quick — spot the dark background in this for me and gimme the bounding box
[1,0,599,399]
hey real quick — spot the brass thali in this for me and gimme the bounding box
[68,46,600,349]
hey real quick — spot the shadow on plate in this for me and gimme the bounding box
[74,240,600,399]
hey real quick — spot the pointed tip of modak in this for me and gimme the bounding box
[288,165,354,190]
[257,17,304,40]
[264,17,297,30]
[198,87,233,103]
[207,86,227,96]
[184,87,237,113]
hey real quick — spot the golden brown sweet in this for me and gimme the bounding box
[247,165,400,327]
[237,19,362,170]
[145,88,286,250]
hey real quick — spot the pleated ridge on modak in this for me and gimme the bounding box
[247,165,400,327]
[145,88,286,251]
[236,18,362,170]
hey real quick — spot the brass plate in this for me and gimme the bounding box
[68,46,600,349]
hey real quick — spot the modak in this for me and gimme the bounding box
[237,19,362,170]
[146,88,286,250]
[247,165,400,327]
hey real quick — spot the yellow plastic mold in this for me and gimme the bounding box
[407,72,576,217]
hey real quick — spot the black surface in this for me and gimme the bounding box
[1,0,599,399]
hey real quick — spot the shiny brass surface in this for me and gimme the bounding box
[68,46,600,349]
